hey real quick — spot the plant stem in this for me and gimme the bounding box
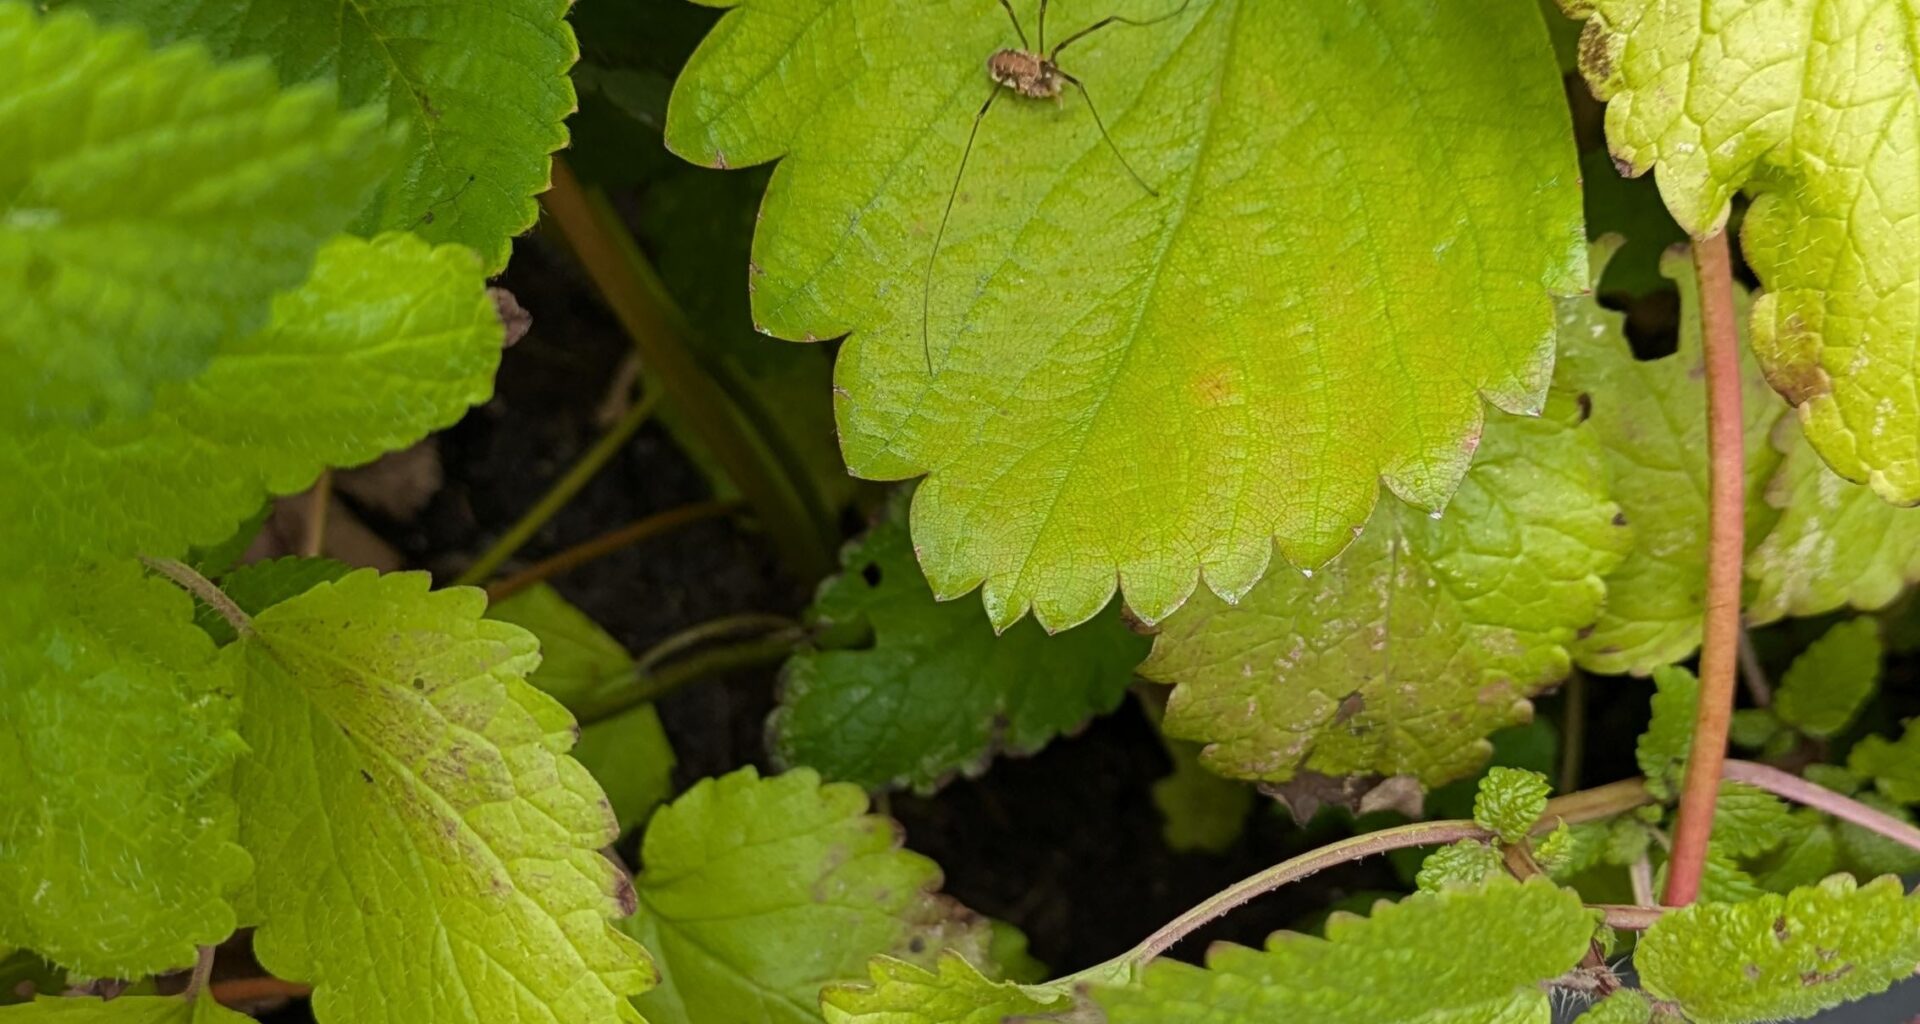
[1559,670,1587,793]
[1724,759,1920,851]
[573,630,803,724]
[1737,626,1771,707]
[208,977,311,1007]
[302,470,332,558]
[540,159,834,581]
[455,385,663,587]
[1073,779,1655,977]
[1591,904,1665,931]
[182,946,215,1000]
[484,498,744,602]
[141,557,251,638]
[1663,231,1745,908]
[633,613,800,675]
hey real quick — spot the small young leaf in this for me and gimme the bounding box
[1636,666,1698,801]
[1557,247,1785,674]
[487,584,677,833]
[1772,618,1881,740]
[0,564,248,979]
[0,3,395,430]
[2,232,501,572]
[1574,989,1654,1024]
[1146,401,1628,790]
[1537,821,1608,881]
[1711,782,1793,860]
[1833,793,1920,879]
[227,570,652,1024]
[1415,840,1504,894]
[1567,0,1920,504]
[1093,878,1593,1023]
[64,0,578,273]
[0,994,254,1023]
[1847,723,1920,805]
[190,556,348,645]
[668,0,1586,631]
[1727,708,1783,751]
[820,953,1069,1024]
[1750,811,1840,895]
[1473,767,1552,844]
[1603,817,1652,868]
[772,500,1148,793]
[625,766,1003,1024]
[1637,875,1920,1024]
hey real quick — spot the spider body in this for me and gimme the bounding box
[987,48,1062,99]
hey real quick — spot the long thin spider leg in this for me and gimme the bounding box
[1037,0,1049,52]
[924,86,1004,376]
[995,0,1029,50]
[1058,70,1159,197]
[1050,0,1191,59]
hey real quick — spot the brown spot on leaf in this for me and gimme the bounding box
[1578,19,1614,82]
[1773,916,1790,942]
[1575,392,1593,422]
[1333,691,1364,725]
[489,287,532,348]
[1802,965,1854,986]
[1612,511,1628,527]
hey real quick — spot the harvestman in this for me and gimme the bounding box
[921,0,1193,373]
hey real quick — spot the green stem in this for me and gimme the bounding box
[633,613,800,675]
[573,631,803,725]
[455,385,663,587]
[484,498,744,602]
[141,557,250,638]
[1559,670,1587,793]
[541,159,835,581]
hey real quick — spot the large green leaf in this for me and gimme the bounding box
[625,767,1000,1024]
[1143,398,1628,790]
[1747,421,1920,624]
[1,232,500,572]
[1092,878,1593,1023]
[0,2,393,430]
[0,564,248,979]
[487,584,678,833]
[1637,875,1920,1024]
[772,497,1148,792]
[61,0,577,273]
[1772,617,1880,740]
[668,0,1586,631]
[1558,247,1785,675]
[1568,0,1920,504]
[0,995,253,1024]
[226,570,653,1024]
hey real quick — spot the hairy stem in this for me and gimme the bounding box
[1591,904,1666,931]
[541,159,834,580]
[484,499,744,602]
[302,470,332,558]
[1072,779,1654,977]
[182,946,215,1000]
[1664,231,1745,907]
[208,977,311,1008]
[455,385,663,587]
[1724,759,1920,851]
[140,557,251,638]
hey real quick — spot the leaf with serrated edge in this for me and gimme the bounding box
[191,557,349,646]
[0,3,395,429]
[1773,617,1881,740]
[1849,721,1920,805]
[820,953,1069,1024]
[668,0,1585,631]
[1474,767,1551,845]
[626,766,999,1024]
[488,584,677,833]
[1638,875,1920,1024]
[1559,246,1785,675]
[61,0,577,273]
[226,570,652,1024]
[1568,0,1920,503]
[0,564,248,978]
[773,497,1148,792]
[1093,877,1592,1023]
[1749,421,1920,624]
[1144,398,1628,789]
[1637,665,1697,802]
[1711,782,1791,860]
[1574,990,1652,1024]
[0,994,255,1024]
[2,232,500,573]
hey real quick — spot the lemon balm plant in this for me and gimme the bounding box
[11,1,1920,1023]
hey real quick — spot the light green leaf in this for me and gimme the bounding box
[625,766,998,1024]
[1152,736,1254,854]
[2,232,501,572]
[0,564,248,979]
[1751,810,1839,894]
[1638,874,1920,1024]
[669,0,1585,631]
[1415,840,1505,894]
[1772,617,1881,740]
[1749,422,1920,623]
[1474,767,1552,845]
[1144,400,1628,789]
[1093,878,1593,1023]
[1574,990,1652,1024]
[1569,0,1920,503]
[772,499,1148,792]
[1558,247,1784,675]
[1834,792,1920,879]
[0,2,394,430]
[226,570,652,1024]
[1636,665,1697,802]
[191,556,349,645]
[62,0,577,273]
[1711,782,1791,860]
[1848,722,1920,805]
[0,994,253,1024]
[1580,153,1686,300]
[1537,821,1608,881]
[1727,708,1783,750]
[1603,817,1651,867]
[820,953,1069,1024]
[487,583,677,833]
